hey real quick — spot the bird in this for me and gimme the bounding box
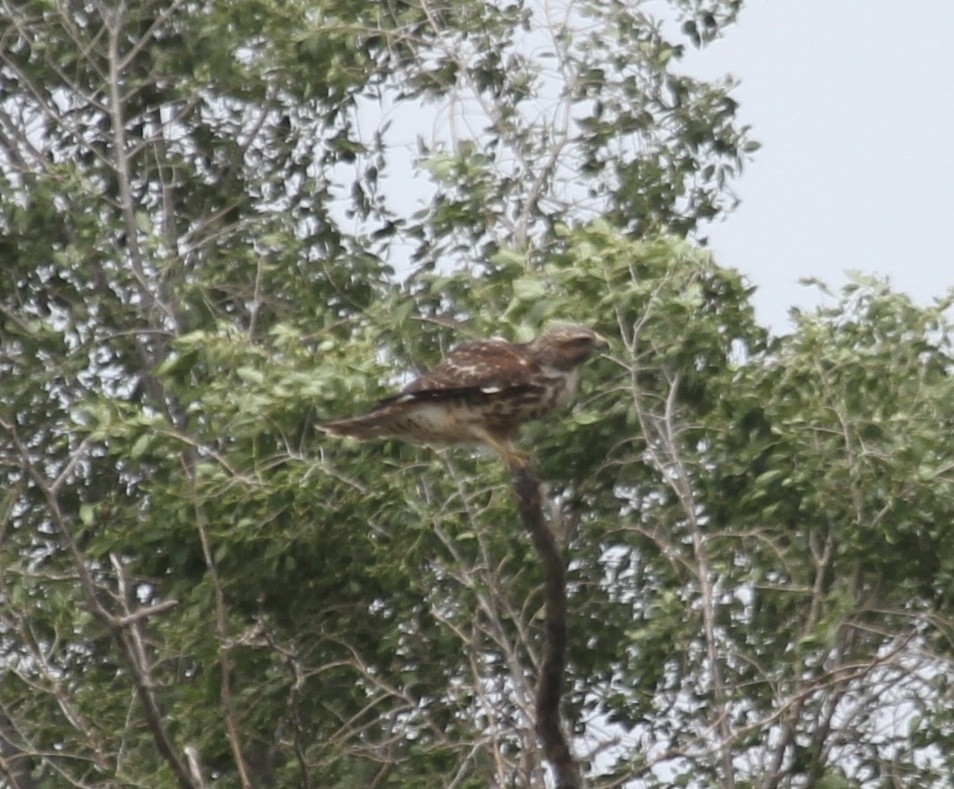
[319,324,608,468]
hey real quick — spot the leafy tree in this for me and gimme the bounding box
[3,1,952,789]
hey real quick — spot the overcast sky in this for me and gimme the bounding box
[687,0,954,331]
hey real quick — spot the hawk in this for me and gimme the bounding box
[320,325,607,467]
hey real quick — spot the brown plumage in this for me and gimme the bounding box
[320,324,607,467]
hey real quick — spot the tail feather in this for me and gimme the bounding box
[318,414,388,441]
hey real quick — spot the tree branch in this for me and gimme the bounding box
[510,462,582,789]
[0,420,198,789]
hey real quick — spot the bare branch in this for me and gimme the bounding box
[511,462,582,789]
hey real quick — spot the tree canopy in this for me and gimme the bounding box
[2,1,953,787]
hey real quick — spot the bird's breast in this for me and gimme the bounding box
[540,367,579,411]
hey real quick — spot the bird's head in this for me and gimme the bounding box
[528,324,608,371]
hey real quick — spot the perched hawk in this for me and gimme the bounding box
[320,325,607,467]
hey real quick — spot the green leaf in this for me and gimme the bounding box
[79,504,95,526]
[511,277,547,302]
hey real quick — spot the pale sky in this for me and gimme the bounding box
[690,0,954,331]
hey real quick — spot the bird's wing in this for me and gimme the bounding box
[401,339,541,394]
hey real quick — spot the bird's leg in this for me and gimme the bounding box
[504,448,532,472]
[472,429,532,471]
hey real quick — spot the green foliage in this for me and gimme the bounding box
[3,1,953,787]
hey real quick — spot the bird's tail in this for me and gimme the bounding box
[317,414,386,441]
